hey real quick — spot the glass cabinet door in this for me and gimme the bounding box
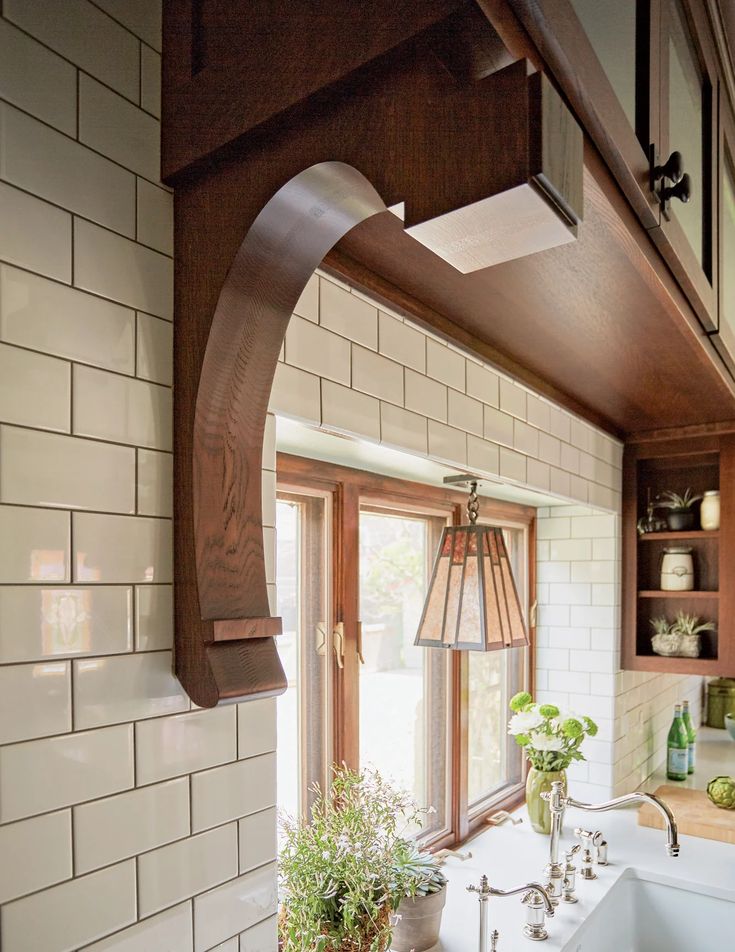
[713,102,735,377]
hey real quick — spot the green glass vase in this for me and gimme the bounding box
[525,767,567,834]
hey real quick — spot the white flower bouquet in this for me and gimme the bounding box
[507,691,598,772]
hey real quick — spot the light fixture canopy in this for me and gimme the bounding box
[415,477,529,651]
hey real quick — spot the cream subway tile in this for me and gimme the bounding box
[527,458,550,491]
[285,315,350,385]
[526,394,551,431]
[136,706,237,785]
[0,18,76,134]
[571,560,616,583]
[135,583,173,650]
[538,605,569,627]
[570,417,592,452]
[466,435,499,476]
[513,419,539,457]
[590,628,618,651]
[0,426,136,513]
[0,810,72,904]
[548,627,591,650]
[380,403,427,455]
[141,45,162,117]
[137,179,173,255]
[448,389,483,436]
[426,338,464,390]
[499,378,526,420]
[263,526,275,586]
[80,902,193,952]
[293,273,318,322]
[0,504,70,583]
[0,343,70,431]
[238,699,277,759]
[548,467,571,498]
[191,753,276,833]
[547,670,591,694]
[73,364,172,450]
[74,219,173,319]
[321,380,380,441]
[483,406,514,447]
[378,311,425,372]
[74,777,189,874]
[578,451,596,481]
[0,724,133,823]
[319,279,378,349]
[0,660,70,744]
[239,807,277,873]
[537,517,571,540]
[74,650,188,729]
[193,865,278,952]
[0,860,136,952]
[268,362,321,423]
[537,562,570,583]
[536,582,549,606]
[537,432,561,467]
[5,0,139,100]
[570,605,616,629]
[315,268,350,291]
[568,692,616,721]
[536,647,569,671]
[589,674,620,698]
[137,312,173,384]
[261,470,276,528]
[0,103,136,236]
[352,345,403,403]
[0,264,136,374]
[428,420,467,466]
[0,585,133,663]
[138,448,173,517]
[593,537,616,560]
[93,0,162,50]
[74,512,172,584]
[263,414,276,468]
[592,583,617,606]
[0,181,71,282]
[240,915,278,952]
[536,540,550,561]
[466,361,499,406]
[570,514,616,539]
[405,370,447,422]
[548,407,571,443]
[548,582,592,606]
[210,941,238,952]
[568,474,589,503]
[138,823,238,917]
[499,447,526,483]
[560,442,580,474]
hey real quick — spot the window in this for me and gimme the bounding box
[275,456,534,846]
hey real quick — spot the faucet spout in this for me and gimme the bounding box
[487,881,555,917]
[566,791,679,857]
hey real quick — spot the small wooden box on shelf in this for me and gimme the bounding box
[623,430,735,675]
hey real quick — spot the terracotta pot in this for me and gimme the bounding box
[526,767,567,834]
[391,886,447,952]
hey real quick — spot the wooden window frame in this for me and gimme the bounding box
[276,452,536,849]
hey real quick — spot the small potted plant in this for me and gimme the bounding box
[651,612,715,658]
[508,692,598,834]
[657,488,703,531]
[390,846,448,952]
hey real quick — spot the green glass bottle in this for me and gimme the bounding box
[682,699,696,774]
[667,704,689,781]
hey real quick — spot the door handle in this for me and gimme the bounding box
[333,622,344,669]
[530,600,538,629]
[356,621,366,665]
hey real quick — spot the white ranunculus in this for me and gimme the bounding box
[508,710,544,735]
[528,731,564,752]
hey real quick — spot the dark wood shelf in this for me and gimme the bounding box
[638,530,719,541]
[629,654,723,675]
[637,590,719,599]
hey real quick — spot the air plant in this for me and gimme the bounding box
[657,488,703,511]
[671,611,715,637]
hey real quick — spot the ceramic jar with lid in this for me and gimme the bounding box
[700,490,720,531]
[660,546,694,591]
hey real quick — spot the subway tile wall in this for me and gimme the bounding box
[0,4,277,950]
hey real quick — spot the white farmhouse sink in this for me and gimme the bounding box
[561,868,735,952]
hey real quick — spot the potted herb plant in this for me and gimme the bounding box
[390,846,448,952]
[508,692,598,835]
[651,612,715,658]
[657,488,703,531]
[279,766,446,952]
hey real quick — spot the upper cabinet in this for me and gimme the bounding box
[713,90,735,375]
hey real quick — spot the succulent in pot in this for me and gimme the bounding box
[390,846,448,952]
[657,488,703,532]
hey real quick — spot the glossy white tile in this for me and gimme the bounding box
[319,280,377,348]
[0,18,76,135]
[135,584,173,650]
[0,103,136,236]
[79,75,158,180]
[138,448,173,516]
[499,446,527,483]
[74,219,173,319]
[74,778,189,873]
[239,915,277,952]
[0,660,71,743]
[137,312,173,384]
[268,363,320,423]
[239,807,277,873]
[285,316,350,384]
[293,273,319,322]
[380,403,427,455]
[0,343,70,432]
[0,181,71,282]
[378,311,425,372]
[499,378,527,420]
[0,426,136,513]
[428,420,467,466]
[0,724,134,822]
[448,389,483,436]
[352,345,403,404]
[141,46,162,118]
[321,380,380,441]
[137,180,172,254]
[0,810,72,903]
[0,585,133,663]
[74,513,172,584]
[0,264,136,374]
[237,699,277,759]
[483,406,514,447]
[135,706,237,785]
[426,338,464,390]
[467,435,500,476]
[212,939,239,952]
[191,753,276,833]
[466,361,499,406]
[92,0,162,51]
[73,364,172,450]
[0,504,70,583]
[80,902,192,952]
[404,370,447,422]
[193,865,278,952]
[138,823,238,917]
[0,860,136,952]
[74,650,188,729]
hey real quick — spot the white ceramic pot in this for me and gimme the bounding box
[660,546,694,592]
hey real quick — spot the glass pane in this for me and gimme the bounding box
[276,500,301,821]
[668,0,706,268]
[571,0,638,130]
[358,510,448,835]
[722,151,735,341]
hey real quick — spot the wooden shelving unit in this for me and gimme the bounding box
[622,431,735,676]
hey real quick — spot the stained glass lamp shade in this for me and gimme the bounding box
[414,482,528,650]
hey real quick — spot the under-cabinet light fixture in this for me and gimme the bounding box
[414,475,529,651]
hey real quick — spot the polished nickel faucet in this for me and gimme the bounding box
[541,780,679,904]
[467,875,554,949]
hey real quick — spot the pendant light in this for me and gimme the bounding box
[415,477,529,651]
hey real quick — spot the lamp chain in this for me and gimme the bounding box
[467,481,480,524]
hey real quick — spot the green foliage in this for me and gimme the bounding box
[507,693,598,772]
[657,488,703,511]
[392,844,447,898]
[707,776,735,810]
[671,611,716,636]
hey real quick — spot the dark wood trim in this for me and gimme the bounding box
[627,419,735,443]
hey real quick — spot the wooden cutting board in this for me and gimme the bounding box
[638,784,735,844]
